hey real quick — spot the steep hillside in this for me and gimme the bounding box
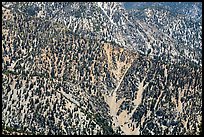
[2,2,202,135]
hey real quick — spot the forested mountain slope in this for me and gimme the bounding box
[2,2,202,135]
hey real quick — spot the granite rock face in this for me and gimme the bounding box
[2,2,202,135]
